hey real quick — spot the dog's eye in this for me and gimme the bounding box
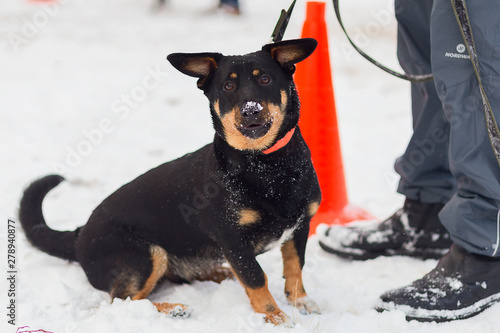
[224,81,235,91]
[259,75,271,85]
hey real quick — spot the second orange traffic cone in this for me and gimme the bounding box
[295,1,373,236]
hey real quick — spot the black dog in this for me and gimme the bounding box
[19,38,320,325]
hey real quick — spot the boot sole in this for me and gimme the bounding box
[319,240,449,261]
[376,292,500,322]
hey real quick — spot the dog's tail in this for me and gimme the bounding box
[19,175,80,262]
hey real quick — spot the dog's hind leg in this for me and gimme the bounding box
[129,245,168,299]
[110,245,189,316]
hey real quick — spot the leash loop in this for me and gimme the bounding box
[331,0,434,83]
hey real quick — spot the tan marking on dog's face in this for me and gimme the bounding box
[308,201,320,217]
[230,72,238,79]
[253,69,260,76]
[238,208,261,225]
[132,245,168,300]
[213,99,221,116]
[220,90,288,151]
[281,240,307,302]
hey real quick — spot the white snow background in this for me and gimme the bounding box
[1,0,498,332]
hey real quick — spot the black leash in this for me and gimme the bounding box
[271,0,434,82]
[331,0,434,83]
[270,0,296,43]
[450,0,500,166]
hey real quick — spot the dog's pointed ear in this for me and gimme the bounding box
[262,38,317,73]
[167,52,223,89]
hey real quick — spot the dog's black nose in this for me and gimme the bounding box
[241,102,263,117]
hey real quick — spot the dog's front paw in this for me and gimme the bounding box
[264,309,292,326]
[292,296,321,315]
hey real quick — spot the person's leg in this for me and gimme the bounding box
[394,0,456,205]
[432,1,500,257]
[378,0,500,321]
[319,0,453,259]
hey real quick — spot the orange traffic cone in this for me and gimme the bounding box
[295,1,373,236]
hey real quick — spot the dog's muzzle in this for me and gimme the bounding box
[238,101,271,139]
[241,101,263,117]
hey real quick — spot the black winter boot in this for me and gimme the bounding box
[318,198,451,260]
[377,244,500,322]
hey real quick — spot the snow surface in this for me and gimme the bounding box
[1,0,499,332]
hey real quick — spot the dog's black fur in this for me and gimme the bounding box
[19,38,320,324]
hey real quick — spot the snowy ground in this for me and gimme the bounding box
[1,0,498,332]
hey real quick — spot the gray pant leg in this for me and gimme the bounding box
[430,0,500,256]
[394,0,457,204]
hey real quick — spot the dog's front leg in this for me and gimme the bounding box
[223,247,290,325]
[281,225,321,315]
